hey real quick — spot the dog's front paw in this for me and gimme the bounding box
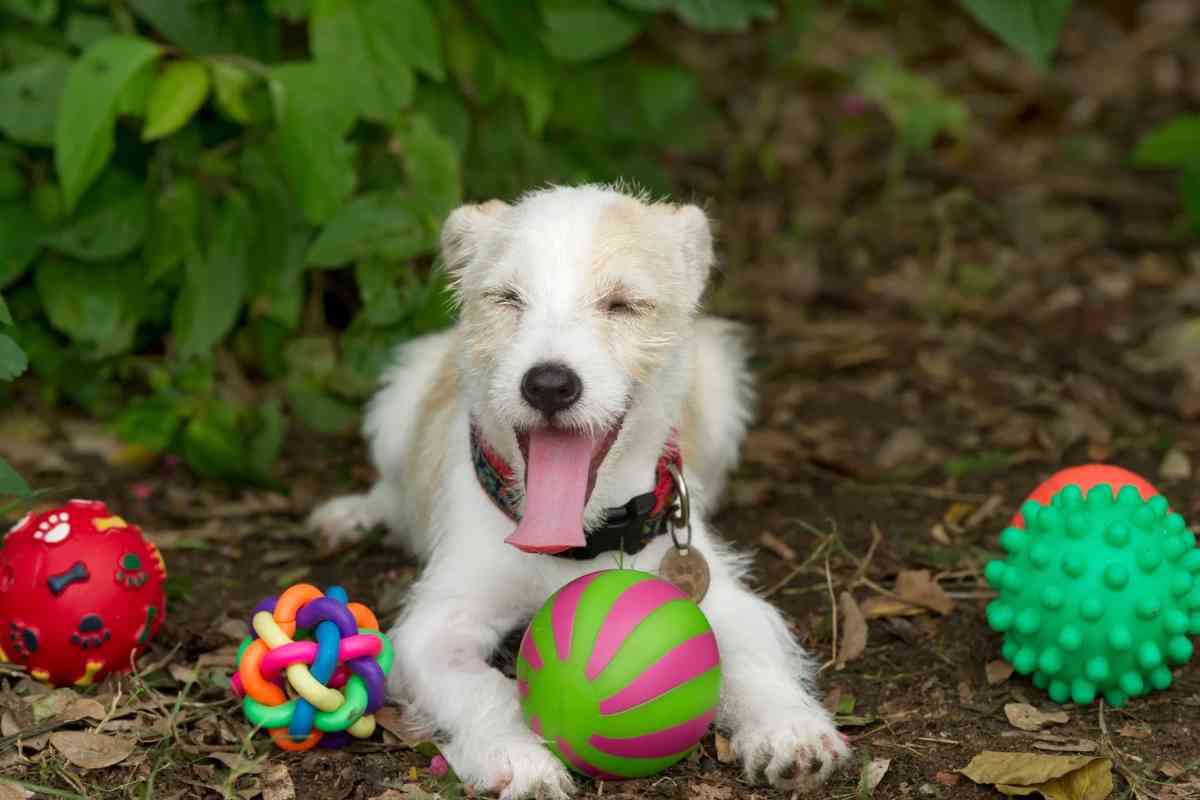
[445,738,575,800]
[306,494,380,553]
[730,711,851,793]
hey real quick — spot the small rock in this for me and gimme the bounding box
[1160,449,1191,480]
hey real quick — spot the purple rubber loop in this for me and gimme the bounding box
[318,731,351,748]
[295,596,359,638]
[346,655,387,713]
[248,596,278,630]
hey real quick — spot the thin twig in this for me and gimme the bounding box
[820,551,838,673]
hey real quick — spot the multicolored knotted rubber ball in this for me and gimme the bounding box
[231,584,393,750]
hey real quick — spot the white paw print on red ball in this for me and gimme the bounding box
[34,512,72,545]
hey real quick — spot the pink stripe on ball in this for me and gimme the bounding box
[586,579,687,680]
[598,632,719,715]
[556,737,623,780]
[589,710,716,759]
[520,627,543,671]
[551,572,600,662]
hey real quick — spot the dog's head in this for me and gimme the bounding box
[442,184,714,553]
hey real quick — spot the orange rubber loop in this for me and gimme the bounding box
[239,639,286,706]
[272,584,324,637]
[270,728,322,751]
[348,603,379,631]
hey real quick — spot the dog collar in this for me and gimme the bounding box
[469,422,682,560]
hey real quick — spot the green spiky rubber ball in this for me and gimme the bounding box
[985,483,1200,708]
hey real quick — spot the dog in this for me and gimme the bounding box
[308,184,851,798]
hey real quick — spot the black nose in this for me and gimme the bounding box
[521,363,583,416]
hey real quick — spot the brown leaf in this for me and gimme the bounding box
[61,698,107,723]
[714,733,735,764]
[861,595,924,619]
[169,663,198,684]
[373,705,432,745]
[0,782,31,800]
[261,763,295,800]
[218,618,250,641]
[986,659,1014,685]
[934,771,960,786]
[1118,722,1151,739]
[1160,448,1191,480]
[960,752,1113,800]
[875,427,927,470]
[1160,762,1185,778]
[759,531,797,562]
[49,731,135,769]
[688,783,733,800]
[894,570,954,615]
[208,752,264,775]
[30,688,78,722]
[857,757,891,796]
[837,591,868,667]
[1005,703,1069,732]
[1033,737,1098,754]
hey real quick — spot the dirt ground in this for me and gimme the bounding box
[4,2,1200,798]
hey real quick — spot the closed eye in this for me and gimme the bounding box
[604,296,653,315]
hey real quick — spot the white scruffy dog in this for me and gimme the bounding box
[309,184,850,798]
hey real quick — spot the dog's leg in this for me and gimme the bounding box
[305,483,398,551]
[389,576,575,800]
[701,562,851,792]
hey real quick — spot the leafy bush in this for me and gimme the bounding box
[1133,115,1200,237]
[0,0,1075,490]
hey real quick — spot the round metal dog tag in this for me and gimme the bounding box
[659,545,710,605]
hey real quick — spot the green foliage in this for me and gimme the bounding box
[1133,115,1200,235]
[956,0,1073,71]
[0,0,739,487]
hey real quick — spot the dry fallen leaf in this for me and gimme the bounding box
[857,757,891,796]
[714,733,735,764]
[49,731,135,769]
[0,782,30,800]
[688,783,733,800]
[61,698,107,723]
[262,763,295,800]
[861,595,925,619]
[169,663,199,684]
[208,752,264,775]
[960,751,1113,800]
[1118,722,1151,739]
[934,771,960,786]
[986,659,1014,685]
[1160,448,1191,480]
[1032,737,1098,754]
[894,569,954,615]
[837,591,868,667]
[1005,703,1069,732]
[219,618,250,641]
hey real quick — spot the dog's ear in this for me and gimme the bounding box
[662,203,715,306]
[440,200,511,276]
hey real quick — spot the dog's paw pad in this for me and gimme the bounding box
[491,743,575,800]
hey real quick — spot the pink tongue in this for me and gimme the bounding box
[504,428,593,554]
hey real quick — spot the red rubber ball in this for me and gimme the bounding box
[0,500,167,686]
[1010,464,1161,529]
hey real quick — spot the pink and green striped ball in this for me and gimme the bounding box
[516,569,722,780]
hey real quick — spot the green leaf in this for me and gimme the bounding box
[1181,167,1200,235]
[172,191,253,359]
[0,294,10,325]
[269,62,357,225]
[0,333,27,380]
[614,0,776,31]
[0,456,30,497]
[956,0,1073,71]
[1132,115,1200,170]
[181,401,278,487]
[0,147,21,201]
[0,202,48,288]
[143,176,200,283]
[34,257,141,353]
[114,395,183,452]
[412,82,472,156]
[142,60,210,141]
[305,190,431,267]
[355,258,409,326]
[287,375,358,434]
[538,0,644,63]
[0,0,56,24]
[42,169,148,261]
[115,59,157,117]
[635,64,701,135]
[248,399,286,477]
[126,0,280,61]
[396,114,462,220]
[210,61,266,125]
[0,55,69,146]
[310,0,443,123]
[65,13,116,51]
[54,35,162,212]
[267,0,309,20]
[856,58,968,154]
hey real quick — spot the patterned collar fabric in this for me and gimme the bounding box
[469,422,682,560]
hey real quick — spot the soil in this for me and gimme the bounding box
[4,2,1200,799]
